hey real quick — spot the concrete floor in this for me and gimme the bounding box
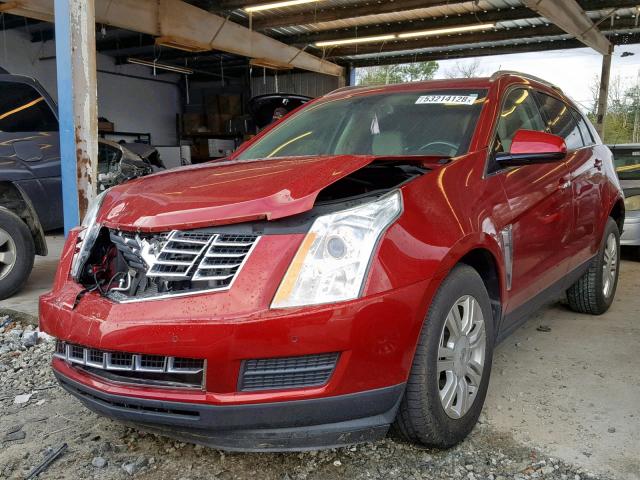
[2,235,639,478]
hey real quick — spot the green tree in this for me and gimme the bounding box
[589,73,640,143]
[357,61,439,86]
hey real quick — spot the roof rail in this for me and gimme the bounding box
[326,85,365,95]
[490,70,563,93]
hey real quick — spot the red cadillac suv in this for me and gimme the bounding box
[40,72,624,451]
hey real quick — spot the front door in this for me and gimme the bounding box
[490,87,574,325]
[534,92,604,272]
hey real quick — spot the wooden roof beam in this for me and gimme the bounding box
[522,0,612,54]
[0,0,343,76]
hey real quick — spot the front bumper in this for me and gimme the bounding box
[41,273,431,450]
[621,211,640,246]
[55,367,403,451]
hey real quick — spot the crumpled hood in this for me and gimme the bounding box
[97,155,377,232]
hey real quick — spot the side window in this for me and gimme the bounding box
[98,143,122,174]
[573,111,595,146]
[494,88,546,153]
[0,81,58,132]
[534,92,582,150]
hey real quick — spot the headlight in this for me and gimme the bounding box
[271,191,402,309]
[70,190,108,279]
[624,194,640,211]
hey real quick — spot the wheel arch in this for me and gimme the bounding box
[458,248,503,329]
[425,234,507,333]
[0,181,47,256]
[609,198,625,235]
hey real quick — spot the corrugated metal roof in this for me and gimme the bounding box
[339,25,640,61]
[178,0,640,67]
[258,0,522,35]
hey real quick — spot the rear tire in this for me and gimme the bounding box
[393,264,495,448]
[566,217,620,315]
[0,209,35,300]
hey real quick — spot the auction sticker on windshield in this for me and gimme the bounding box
[416,94,478,105]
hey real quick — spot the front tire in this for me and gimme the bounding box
[0,209,35,300]
[393,264,495,448]
[566,217,620,315]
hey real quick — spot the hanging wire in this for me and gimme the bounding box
[1,13,7,69]
[220,55,224,86]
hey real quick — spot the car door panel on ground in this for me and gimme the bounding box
[0,78,62,230]
[534,91,602,271]
[492,87,574,320]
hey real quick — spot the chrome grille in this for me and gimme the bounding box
[106,229,259,302]
[147,231,212,278]
[54,340,205,389]
[193,234,258,282]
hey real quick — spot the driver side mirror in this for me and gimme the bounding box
[495,129,566,167]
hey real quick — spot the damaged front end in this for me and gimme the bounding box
[72,156,432,304]
[75,228,259,302]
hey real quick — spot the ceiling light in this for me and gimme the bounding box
[398,23,496,39]
[314,23,496,48]
[127,58,193,75]
[315,34,396,48]
[244,0,321,13]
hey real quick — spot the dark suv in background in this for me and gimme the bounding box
[0,74,60,300]
[0,74,161,300]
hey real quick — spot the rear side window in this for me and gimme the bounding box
[494,88,546,153]
[535,92,582,150]
[573,111,595,146]
[0,81,58,132]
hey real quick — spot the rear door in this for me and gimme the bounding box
[492,87,574,320]
[0,76,61,230]
[535,92,602,271]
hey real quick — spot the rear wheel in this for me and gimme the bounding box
[566,217,620,315]
[0,209,35,300]
[393,264,495,448]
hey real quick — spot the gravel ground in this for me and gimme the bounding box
[0,317,614,480]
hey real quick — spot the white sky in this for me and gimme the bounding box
[433,43,640,112]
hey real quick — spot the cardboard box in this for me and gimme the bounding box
[98,120,114,132]
[207,113,233,134]
[182,113,206,134]
[208,138,236,157]
[218,95,242,115]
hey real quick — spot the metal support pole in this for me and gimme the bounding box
[595,52,613,141]
[54,0,98,234]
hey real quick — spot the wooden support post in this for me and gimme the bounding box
[595,52,613,141]
[54,0,99,232]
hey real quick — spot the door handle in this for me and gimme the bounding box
[594,158,603,170]
[559,179,572,190]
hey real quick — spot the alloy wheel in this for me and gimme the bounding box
[602,232,618,298]
[437,295,486,419]
[0,227,17,281]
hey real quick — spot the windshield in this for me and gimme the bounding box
[612,150,640,180]
[236,89,487,161]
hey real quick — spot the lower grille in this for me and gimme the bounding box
[54,341,205,389]
[239,353,339,392]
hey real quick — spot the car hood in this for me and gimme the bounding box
[97,155,377,232]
